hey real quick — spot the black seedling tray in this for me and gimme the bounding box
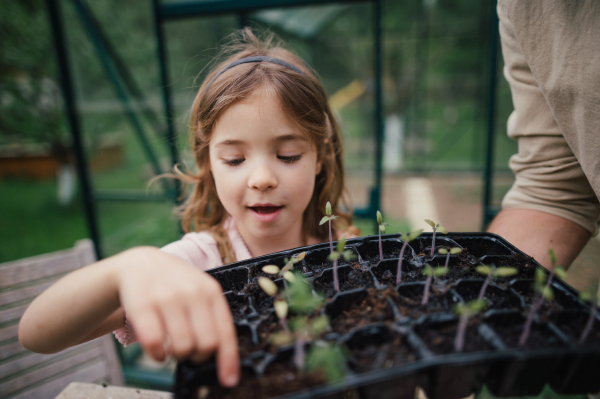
[174,233,600,399]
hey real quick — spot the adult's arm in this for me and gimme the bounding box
[491,1,600,268]
[487,209,590,269]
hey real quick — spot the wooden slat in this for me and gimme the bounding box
[0,346,104,396]
[98,336,124,386]
[0,339,26,360]
[0,280,55,307]
[0,323,19,343]
[54,382,173,399]
[8,362,108,399]
[0,239,95,289]
[0,304,28,325]
[0,339,99,378]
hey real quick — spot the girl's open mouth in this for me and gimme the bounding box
[249,206,283,223]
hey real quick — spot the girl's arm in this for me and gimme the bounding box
[19,246,240,387]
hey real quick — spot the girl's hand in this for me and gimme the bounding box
[116,247,240,387]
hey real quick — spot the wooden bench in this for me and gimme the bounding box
[0,239,123,399]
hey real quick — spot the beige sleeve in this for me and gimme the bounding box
[497,0,600,236]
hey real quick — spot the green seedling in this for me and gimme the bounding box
[258,277,291,333]
[422,264,449,305]
[306,340,347,383]
[438,247,462,271]
[396,229,423,286]
[262,252,305,302]
[578,280,600,344]
[376,210,389,261]
[519,249,566,347]
[320,201,339,254]
[268,272,337,375]
[475,265,518,300]
[425,219,448,258]
[454,299,487,352]
[327,236,356,293]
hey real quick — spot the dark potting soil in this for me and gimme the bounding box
[485,318,566,350]
[453,281,522,311]
[348,334,417,373]
[550,312,600,347]
[372,266,422,286]
[312,264,375,298]
[415,318,493,355]
[394,284,457,317]
[205,362,325,399]
[329,287,398,334]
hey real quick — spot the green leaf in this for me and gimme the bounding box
[336,237,347,252]
[438,248,448,255]
[274,299,289,319]
[554,266,567,280]
[548,248,557,265]
[580,291,592,302]
[326,201,332,217]
[424,219,435,228]
[262,265,280,274]
[476,265,492,276]
[494,267,518,278]
[288,275,325,315]
[377,210,383,225]
[283,270,296,283]
[422,264,433,276]
[258,277,278,297]
[468,299,487,313]
[535,268,547,286]
[328,252,339,261]
[408,229,423,241]
[309,316,329,336]
[294,251,306,261]
[319,216,330,226]
[434,267,449,277]
[269,331,293,346]
[379,224,386,233]
[450,247,462,255]
[437,226,448,234]
[306,341,346,383]
[542,286,554,301]
[342,250,356,261]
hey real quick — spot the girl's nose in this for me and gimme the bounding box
[247,161,278,191]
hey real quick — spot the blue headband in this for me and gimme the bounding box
[204,56,304,92]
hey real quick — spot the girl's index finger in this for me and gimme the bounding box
[213,294,240,387]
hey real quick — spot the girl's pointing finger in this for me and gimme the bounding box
[213,294,240,387]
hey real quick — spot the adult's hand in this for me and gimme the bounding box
[487,208,590,269]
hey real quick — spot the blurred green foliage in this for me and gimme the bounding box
[0,0,517,261]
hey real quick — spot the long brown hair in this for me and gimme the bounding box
[175,28,355,262]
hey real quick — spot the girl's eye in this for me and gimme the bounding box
[223,158,244,166]
[278,155,302,163]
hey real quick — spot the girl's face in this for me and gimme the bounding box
[209,89,322,246]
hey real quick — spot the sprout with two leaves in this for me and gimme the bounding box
[438,247,462,270]
[475,265,518,301]
[578,281,600,344]
[422,264,449,305]
[454,299,487,352]
[320,201,338,254]
[424,219,448,258]
[376,210,389,261]
[396,229,423,286]
[519,249,566,347]
[268,272,346,381]
[328,236,356,293]
[262,251,306,301]
[258,277,293,334]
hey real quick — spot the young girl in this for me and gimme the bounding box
[19,29,357,388]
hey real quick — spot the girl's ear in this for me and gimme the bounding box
[315,160,322,175]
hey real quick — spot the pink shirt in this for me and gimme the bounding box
[113,218,252,346]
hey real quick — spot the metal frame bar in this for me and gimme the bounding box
[45,0,102,259]
[482,0,500,230]
[71,0,173,199]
